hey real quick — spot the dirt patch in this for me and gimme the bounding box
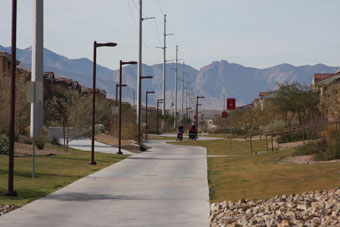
[279,155,340,165]
[13,142,66,157]
[95,134,142,153]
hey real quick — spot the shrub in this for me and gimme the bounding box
[293,136,340,161]
[293,139,327,156]
[35,135,47,150]
[0,134,9,155]
[50,136,60,146]
[315,136,340,161]
[140,144,147,151]
[24,138,32,144]
[278,131,319,143]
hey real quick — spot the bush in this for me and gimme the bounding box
[293,139,327,156]
[146,128,158,134]
[278,131,319,143]
[315,136,340,161]
[293,136,340,161]
[50,136,60,146]
[35,136,47,150]
[0,134,9,155]
[140,144,147,151]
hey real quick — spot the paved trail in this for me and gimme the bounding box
[0,140,209,227]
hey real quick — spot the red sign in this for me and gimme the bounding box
[194,115,197,120]
[227,98,236,110]
[222,111,227,118]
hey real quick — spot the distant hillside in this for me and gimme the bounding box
[1,45,339,109]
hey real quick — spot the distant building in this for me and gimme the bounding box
[253,91,277,111]
[313,72,340,95]
[0,51,20,77]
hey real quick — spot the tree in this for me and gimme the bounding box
[273,82,320,126]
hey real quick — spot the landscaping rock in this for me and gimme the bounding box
[210,187,340,226]
[0,204,16,216]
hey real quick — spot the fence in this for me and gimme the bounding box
[246,121,340,154]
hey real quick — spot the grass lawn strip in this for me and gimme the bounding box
[169,139,340,202]
[0,146,127,208]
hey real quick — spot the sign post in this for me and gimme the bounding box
[222,111,227,152]
[227,98,236,152]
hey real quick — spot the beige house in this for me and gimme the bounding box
[0,51,21,77]
[0,51,12,76]
[253,91,276,111]
[313,72,340,95]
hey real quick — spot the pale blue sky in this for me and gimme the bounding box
[0,0,339,70]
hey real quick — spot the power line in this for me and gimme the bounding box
[126,0,138,30]
[158,0,164,15]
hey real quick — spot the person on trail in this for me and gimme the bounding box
[189,123,196,133]
[178,124,184,134]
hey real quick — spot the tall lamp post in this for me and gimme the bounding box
[115,84,119,105]
[4,0,17,197]
[118,60,138,154]
[145,91,155,140]
[156,99,164,135]
[137,75,153,145]
[196,96,205,128]
[89,41,117,165]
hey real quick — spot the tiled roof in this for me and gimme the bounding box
[313,73,335,83]
[259,92,273,98]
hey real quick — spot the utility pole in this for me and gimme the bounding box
[181,62,185,120]
[162,14,167,116]
[137,0,154,144]
[160,14,174,116]
[174,45,178,128]
[31,0,44,139]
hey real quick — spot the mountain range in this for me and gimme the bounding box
[1,45,339,110]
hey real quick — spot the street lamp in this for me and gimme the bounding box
[90,41,117,165]
[4,0,17,197]
[118,60,138,155]
[115,84,119,105]
[145,91,155,140]
[196,96,205,128]
[156,99,164,135]
[138,75,153,145]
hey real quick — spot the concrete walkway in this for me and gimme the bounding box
[66,138,134,155]
[0,140,209,227]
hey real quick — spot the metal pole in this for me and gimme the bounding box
[145,91,148,140]
[118,61,123,154]
[230,110,232,152]
[115,84,118,105]
[162,14,167,116]
[5,0,17,196]
[30,0,44,138]
[156,100,159,135]
[174,45,178,128]
[137,0,143,144]
[89,42,97,165]
[249,131,253,154]
[182,62,185,120]
[271,134,274,152]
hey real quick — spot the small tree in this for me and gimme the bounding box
[273,82,320,126]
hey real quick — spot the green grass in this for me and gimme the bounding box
[0,146,127,207]
[169,139,340,202]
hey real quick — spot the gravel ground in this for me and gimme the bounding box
[210,188,340,227]
[0,205,16,217]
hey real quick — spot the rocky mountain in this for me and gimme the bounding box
[1,45,339,109]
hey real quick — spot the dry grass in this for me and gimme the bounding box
[170,139,340,202]
[95,133,141,153]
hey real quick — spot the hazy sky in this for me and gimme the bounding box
[1,0,339,70]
